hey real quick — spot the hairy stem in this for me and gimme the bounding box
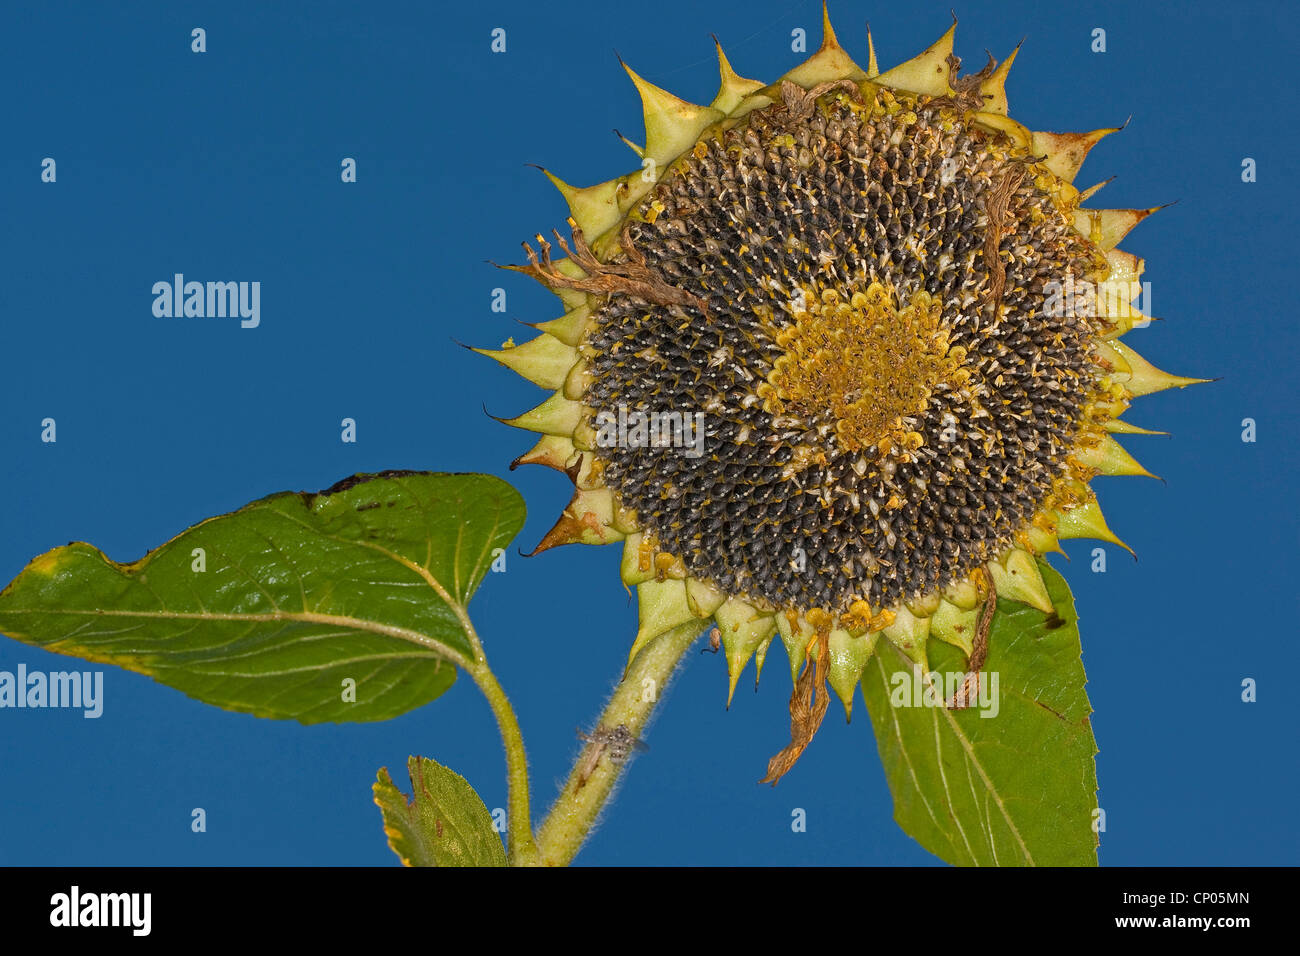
[464,632,538,865]
[534,621,701,866]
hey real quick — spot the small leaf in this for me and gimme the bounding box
[861,561,1099,866]
[374,757,507,867]
[0,472,524,723]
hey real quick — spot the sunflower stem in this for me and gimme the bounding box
[534,621,702,866]
[464,642,539,865]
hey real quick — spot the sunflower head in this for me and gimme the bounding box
[479,7,1203,780]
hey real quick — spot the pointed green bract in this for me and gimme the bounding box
[541,171,626,244]
[1103,418,1167,436]
[1109,340,1210,396]
[753,633,776,684]
[1056,498,1133,553]
[475,334,576,390]
[535,304,593,347]
[1031,127,1121,183]
[1103,248,1144,284]
[502,390,583,436]
[978,43,1020,115]
[827,629,877,718]
[623,61,724,166]
[776,612,814,681]
[1076,434,1157,479]
[711,39,765,114]
[685,577,725,618]
[781,6,868,88]
[619,535,655,586]
[1073,206,1161,250]
[929,601,978,656]
[881,606,930,668]
[986,549,1054,614]
[629,578,697,666]
[715,599,776,706]
[875,23,955,96]
[512,433,577,472]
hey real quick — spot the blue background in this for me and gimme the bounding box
[1,0,1295,866]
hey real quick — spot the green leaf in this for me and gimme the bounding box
[0,471,524,723]
[373,756,507,867]
[861,561,1099,866]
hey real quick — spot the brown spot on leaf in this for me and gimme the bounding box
[320,470,425,497]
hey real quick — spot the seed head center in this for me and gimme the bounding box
[759,281,958,455]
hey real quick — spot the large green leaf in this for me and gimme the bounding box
[861,561,1099,866]
[0,471,523,723]
[374,756,507,867]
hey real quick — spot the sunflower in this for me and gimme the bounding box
[478,8,1203,781]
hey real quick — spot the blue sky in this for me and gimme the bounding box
[1,0,1295,865]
